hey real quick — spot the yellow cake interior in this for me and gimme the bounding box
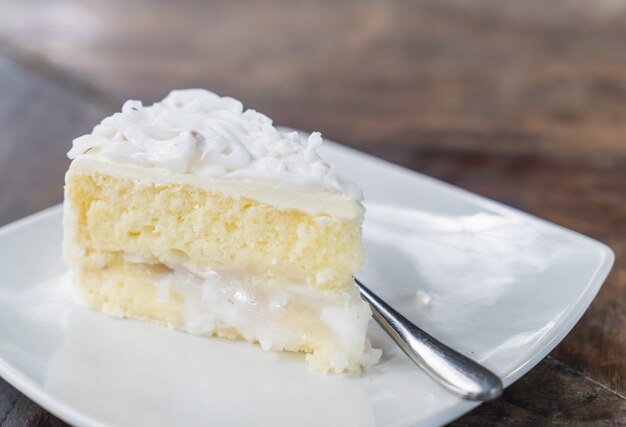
[65,171,363,290]
[64,162,380,373]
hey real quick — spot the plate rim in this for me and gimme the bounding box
[323,140,615,426]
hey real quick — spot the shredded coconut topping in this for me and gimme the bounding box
[69,89,361,198]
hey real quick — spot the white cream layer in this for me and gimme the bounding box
[123,257,381,373]
[67,153,363,219]
[68,89,361,200]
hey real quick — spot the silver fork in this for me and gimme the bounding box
[354,278,503,401]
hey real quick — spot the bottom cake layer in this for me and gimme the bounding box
[71,259,381,373]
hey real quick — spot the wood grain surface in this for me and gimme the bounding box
[0,0,624,425]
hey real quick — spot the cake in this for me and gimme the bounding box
[63,89,381,373]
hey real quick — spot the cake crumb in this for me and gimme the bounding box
[415,290,431,307]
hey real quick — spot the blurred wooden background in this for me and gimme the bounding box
[0,0,624,425]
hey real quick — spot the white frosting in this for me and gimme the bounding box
[67,154,363,219]
[69,89,361,199]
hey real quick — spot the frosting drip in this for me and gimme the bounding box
[69,89,361,199]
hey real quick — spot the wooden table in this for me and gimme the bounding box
[0,0,624,425]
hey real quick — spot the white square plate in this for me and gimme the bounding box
[0,136,613,427]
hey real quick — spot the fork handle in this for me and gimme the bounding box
[354,278,503,401]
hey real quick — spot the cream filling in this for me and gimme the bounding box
[123,257,381,372]
[68,153,363,220]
